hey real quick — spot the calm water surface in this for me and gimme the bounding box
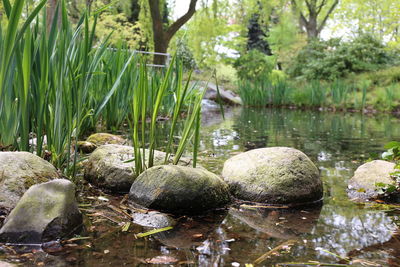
[4,107,400,266]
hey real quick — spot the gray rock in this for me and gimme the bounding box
[129,165,231,214]
[0,152,60,213]
[222,147,323,204]
[0,179,82,244]
[86,133,126,146]
[84,145,195,192]
[195,81,242,105]
[348,160,396,200]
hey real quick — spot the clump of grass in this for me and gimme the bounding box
[238,77,291,107]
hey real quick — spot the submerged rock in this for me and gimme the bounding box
[84,145,194,192]
[0,179,82,244]
[348,160,396,201]
[154,211,227,249]
[129,165,231,214]
[132,211,176,228]
[0,152,60,213]
[222,147,323,205]
[86,133,126,146]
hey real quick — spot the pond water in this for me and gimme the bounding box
[2,107,400,266]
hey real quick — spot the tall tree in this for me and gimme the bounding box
[247,13,272,55]
[291,0,339,39]
[148,0,198,65]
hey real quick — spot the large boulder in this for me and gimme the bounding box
[0,179,82,244]
[129,165,231,214]
[348,160,397,200]
[222,147,323,205]
[84,145,194,192]
[0,152,60,213]
[86,133,126,147]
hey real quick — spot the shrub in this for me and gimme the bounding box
[288,34,397,81]
[234,49,275,81]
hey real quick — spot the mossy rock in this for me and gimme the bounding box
[129,165,231,214]
[86,133,126,146]
[348,160,396,201]
[222,147,323,205]
[0,179,82,244]
[0,152,60,213]
[84,145,195,192]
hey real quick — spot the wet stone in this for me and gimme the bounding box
[0,179,82,244]
[129,165,231,214]
[222,147,323,205]
[348,160,397,201]
[0,152,60,214]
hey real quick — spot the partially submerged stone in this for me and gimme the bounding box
[84,145,195,192]
[348,160,396,201]
[0,152,60,213]
[86,133,126,146]
[0,179,82,244]
[129,165,231,214]
[222,147,323,205]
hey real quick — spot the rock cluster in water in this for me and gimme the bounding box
[0,141,326,246]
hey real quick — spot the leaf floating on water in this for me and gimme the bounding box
[146,255,178,264]
[135,226,173,238]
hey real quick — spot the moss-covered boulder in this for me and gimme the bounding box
[348,160,396,201]
[84,145,195,192]
[129,165,231,214]
[0,152,60,213]
[0,179,82,244]
[86,133,126,146]
[222,147,323,205]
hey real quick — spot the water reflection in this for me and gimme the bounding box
[229,205,322,240]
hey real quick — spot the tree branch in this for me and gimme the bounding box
[165,0,198,42]
[317,0,339,34]
[316,0,328,15]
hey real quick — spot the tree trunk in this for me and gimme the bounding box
[148,0,198,65]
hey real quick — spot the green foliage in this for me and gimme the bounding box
[378,142,400,197]
[238,77,291,107]
[234,49,275,81]
[175,38,197,70]
[288,35,395,80]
